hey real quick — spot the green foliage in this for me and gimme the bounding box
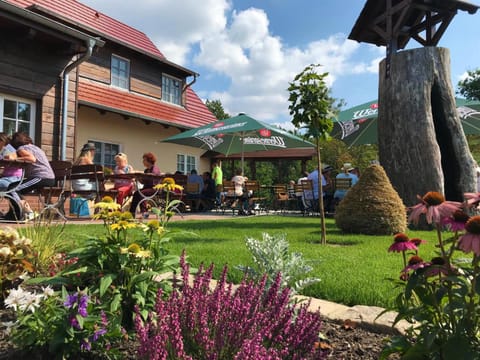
[457,68,480,101]
[205,99,230,120]
[287,63,337,140]
[0,227,36,302]
[27,199,180,331]
[6,286,123,358]
[236,233,320,295]
[18,215,68,275]
[380,194,480,358]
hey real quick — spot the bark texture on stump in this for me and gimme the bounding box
[378,47,476,207]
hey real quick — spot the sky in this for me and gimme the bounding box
[80,0,480,130]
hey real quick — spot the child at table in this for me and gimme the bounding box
[0,133,22,191]
[113,152,134,206]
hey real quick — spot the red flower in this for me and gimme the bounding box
[388,233,418,252]
[458,215,480,256]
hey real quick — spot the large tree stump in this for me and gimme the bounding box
[378,47,476,206]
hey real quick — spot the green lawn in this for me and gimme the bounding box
[58,215,440,309]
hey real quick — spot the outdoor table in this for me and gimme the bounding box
[105,172,165,213]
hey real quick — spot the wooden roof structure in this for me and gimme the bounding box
[349,0,479,52]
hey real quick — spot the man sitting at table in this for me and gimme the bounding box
[129,152,161,217]
[0,132,22,191]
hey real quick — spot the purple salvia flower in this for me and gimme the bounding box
[92,328,107,342]
[64,293,77,308]
[78,294,89,317]
[80,339,91,352]
[70,315,81,329]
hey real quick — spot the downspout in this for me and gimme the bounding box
[61,38,96,160]
[182,73,197,92]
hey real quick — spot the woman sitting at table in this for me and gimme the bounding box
[231,168,251,215]
[128,152,161,217]
[113,152,134,207]
[0,133,22,191]
[8,132,55,219]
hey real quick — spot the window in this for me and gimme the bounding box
[176,154,196,174]
[0,94,35,137]
[162,75,182,105]
[89,140,120,170]
[111,55,130,89]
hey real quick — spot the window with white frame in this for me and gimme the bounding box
[0,94,35,137]
[89,140,120,170]
[176,154,196,174]
[111,55,130,90]
[162,75,182,105]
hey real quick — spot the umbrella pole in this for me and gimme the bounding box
[241,132,245,174]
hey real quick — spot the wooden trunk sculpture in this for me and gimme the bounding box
[378,47,476,206]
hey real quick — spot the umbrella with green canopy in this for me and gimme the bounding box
[162,113,314,171]
[331,98,480,147]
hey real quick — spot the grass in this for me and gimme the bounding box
[57,215,441,309]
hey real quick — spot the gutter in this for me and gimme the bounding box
[61,38,97,160]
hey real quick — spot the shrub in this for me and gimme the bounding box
[0,227,36,303]
[135,252,325,359]
[335,164,407,235]
[236,232,320,295]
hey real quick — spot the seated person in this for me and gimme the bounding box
[231,168,250,215]
[187,169,204,190]
[8,132,55,220]
[333,163,359,202]
[0,132,22,191]
[113,152,134,206]
[198,171,216,211]
[129,152,161,216]
[306,167,326,212]
[70,142,97,216]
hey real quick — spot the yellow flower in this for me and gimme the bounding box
[135,250,151,258]
[94,201,121,211]
[127,243,141,253]
[120,247,129,254]
[101,196,115,203]
[154,177,183,192]
[110,221,137,231]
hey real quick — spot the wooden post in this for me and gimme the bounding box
[378,47,476,206]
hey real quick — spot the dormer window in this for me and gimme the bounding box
[111,55,130,90]
[162,75,182,105]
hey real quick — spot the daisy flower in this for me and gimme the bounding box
[408,191,461,225]
[458,215,480,256]
[402,255,430,273]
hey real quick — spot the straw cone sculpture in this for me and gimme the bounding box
[335,164,407,235]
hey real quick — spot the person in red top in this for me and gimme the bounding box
[128,152,161,216]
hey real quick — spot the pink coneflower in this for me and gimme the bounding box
[442,210,469,232]
[408,191,461,225]
[424,257,450,277]
[402,255,430,273]
[388,233,418,253]
[464,192,480,207]
[458,215,480,256]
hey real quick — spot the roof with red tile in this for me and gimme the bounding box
[6,0,164,58]
[6,0,217,129]
[78,79,217,128]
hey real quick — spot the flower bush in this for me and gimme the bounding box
[27,197,181,330]
[381,191,480,359]
[5,285,123,358]
[153,177,184,226]
[135,251,324,359]
[0,227,36,303]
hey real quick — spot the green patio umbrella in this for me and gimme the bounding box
[162,113,314,171]
[331,98,480,147]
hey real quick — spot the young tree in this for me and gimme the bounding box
[205,99,231,120]
[287,64,337,244]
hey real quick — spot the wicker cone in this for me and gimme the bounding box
[334,164,407,235]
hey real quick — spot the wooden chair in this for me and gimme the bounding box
[334,178,353,192]
[245,180,267,213]
[38,160,72,219]
[184,182,201,211]
[272,183,289,213]
[300,179,318,216]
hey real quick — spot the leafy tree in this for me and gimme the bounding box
[205,99,230,120]
[457,68,480,101]
[287,64,339,244]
